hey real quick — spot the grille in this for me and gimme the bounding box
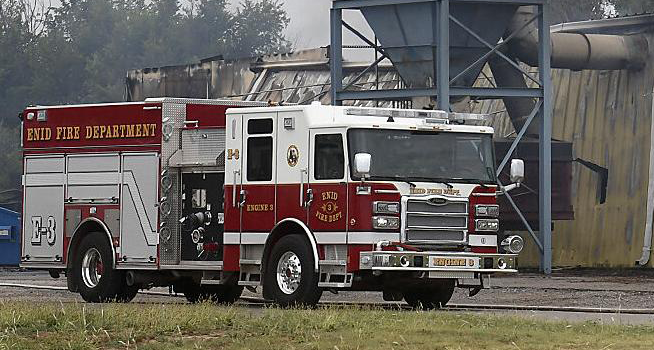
[404,197,468,244]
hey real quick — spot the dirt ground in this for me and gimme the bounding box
[2,268,654,310]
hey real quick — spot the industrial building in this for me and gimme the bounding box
[125,9,654,269]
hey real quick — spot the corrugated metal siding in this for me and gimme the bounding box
[485,35,654,268]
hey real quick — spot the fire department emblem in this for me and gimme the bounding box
[287,145,299,167]
[316,191,343,223]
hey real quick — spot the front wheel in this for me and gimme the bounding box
[74,232,122,303]
[264,235,322,307]
[404,279,455,309]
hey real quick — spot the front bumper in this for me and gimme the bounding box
[359,251,518,274]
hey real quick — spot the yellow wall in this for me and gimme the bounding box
[482,49,654,268]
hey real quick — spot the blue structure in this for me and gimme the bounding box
[0,207,21,266]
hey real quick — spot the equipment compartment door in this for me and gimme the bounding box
[22,155,65,265]
[308,129,348,242]
[120,153,159,263]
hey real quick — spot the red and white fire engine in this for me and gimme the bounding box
[20,98,525,307]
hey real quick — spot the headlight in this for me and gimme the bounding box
[475,219,499,232]
[475,204,499,217]
[501,235,524,254]
[372,216,400,230]
[373,201,400,214]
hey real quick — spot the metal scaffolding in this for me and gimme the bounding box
[330,0,553,273]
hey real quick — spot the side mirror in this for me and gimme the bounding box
[354,153,372,178]
[510,159,525,183]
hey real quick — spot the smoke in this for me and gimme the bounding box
[232,0,374,54]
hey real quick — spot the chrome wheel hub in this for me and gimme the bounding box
[276,251,302,295]
[81,248,103,288]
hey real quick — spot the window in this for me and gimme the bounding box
[347,129,496,183]
[248,119,273,134]
[314,134,345,180]
[247,137,273,181]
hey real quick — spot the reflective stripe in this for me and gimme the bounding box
[314,232,347,244]
[224,232,240,244]
[347,232,400,244]
[241,232,268,244]
[225,231,401,245]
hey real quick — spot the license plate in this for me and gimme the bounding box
[430,257,478,268]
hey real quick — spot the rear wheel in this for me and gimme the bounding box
[264,235,322,307]
[115,284,139,303]
[181,281,243,304]
[404,279,455,309]
[74,232,122,303]
[204,285,244,304]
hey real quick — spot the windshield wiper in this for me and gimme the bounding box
[453,178,497,187]
[398,176,417,188]
[407,177,454,189]
[369,175,417,188]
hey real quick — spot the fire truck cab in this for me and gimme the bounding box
[20,98,525,308]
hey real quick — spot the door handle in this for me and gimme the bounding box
[300,168,307,207]
[239,189,247,208]
[305,188,314,208]
[232,170,240,207]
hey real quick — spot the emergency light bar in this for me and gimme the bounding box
[344,107,448,120]
[344,107,490,125]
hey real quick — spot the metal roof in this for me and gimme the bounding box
[551,12,654,35]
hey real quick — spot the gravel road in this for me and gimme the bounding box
[3,268,654,309]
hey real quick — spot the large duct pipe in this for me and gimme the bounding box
[508,6,648,71]
[489,56,539,136]
[494,6,649,135]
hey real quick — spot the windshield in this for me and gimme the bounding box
[347,129,496,183]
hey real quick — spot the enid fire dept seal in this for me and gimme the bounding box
[287,145,299,167]
[316,191,343,223]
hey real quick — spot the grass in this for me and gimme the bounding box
[0,301,653,350]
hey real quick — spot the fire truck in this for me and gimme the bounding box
[20,98,525,308]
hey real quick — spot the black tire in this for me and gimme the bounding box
[184,287,205,304]
[404,279,455,310]
[182,283,243,304]
[264,235,322,307]
[204,285,244,304]
[115,284,139,303]
[74,232,122,303]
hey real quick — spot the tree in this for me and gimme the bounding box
[223,0,291,58]
[0,0,292,195]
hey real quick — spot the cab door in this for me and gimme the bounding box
[240,114,276,242]
[224,113,243,242]
[275,111,310,224]
[307,129,348,243]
